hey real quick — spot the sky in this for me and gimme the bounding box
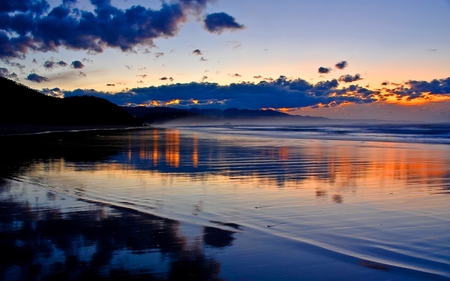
[1,0,450,122]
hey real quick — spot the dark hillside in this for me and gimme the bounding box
[0,77,140,126]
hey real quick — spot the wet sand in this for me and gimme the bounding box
[0,124,145,137]
[1,127,449,280]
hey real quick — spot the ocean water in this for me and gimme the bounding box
[1,124,449,280]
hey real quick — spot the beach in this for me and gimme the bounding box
[1,125,449,280]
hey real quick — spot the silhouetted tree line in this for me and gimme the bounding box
[0,77,140,126]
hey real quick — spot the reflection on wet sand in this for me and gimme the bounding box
[116,129,450,203]
[0,180,233,280]
[1,128,450,280]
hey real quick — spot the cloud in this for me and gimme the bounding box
[41,87,63,98]
[58,75,370,110]
[338,74,362,83]
[71,60,84,69]
[137,74,147,78]
[204,12,244,34]
[226,40,242,49]
[43,60,55,69]
[57,60,67,67]
[106,83,115,86]
[335,61,348,70]
[0,0,239,59]
[318,67,331,74]
[82,58,93,63]
[0,68,9,77]
[78,71,86,77]
[155,52,164,59]
[26,73,49,83]
[230,73,241,77]
[200,57,207,61]
[406,78,450,95]
[44,71,450,112]
[0,67,19,80]
[160,76,174,82]
[254,75,262,79]
[381,81,389,86]
[4,61,26,72]
[193,49,202,55]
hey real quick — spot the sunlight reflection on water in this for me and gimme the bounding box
[1,127,450,280]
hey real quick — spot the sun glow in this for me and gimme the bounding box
[165,99,180,106]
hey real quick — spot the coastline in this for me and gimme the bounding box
[0,124,147,137]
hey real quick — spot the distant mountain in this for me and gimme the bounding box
[122,106,328,124]
[0,77,140,126]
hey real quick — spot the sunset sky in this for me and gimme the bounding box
[1,0,450,121]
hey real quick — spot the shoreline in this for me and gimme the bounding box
[0,124,148,137]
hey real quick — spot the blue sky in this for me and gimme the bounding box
[1,0,450,121]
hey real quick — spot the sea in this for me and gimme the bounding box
[1,123,449,280]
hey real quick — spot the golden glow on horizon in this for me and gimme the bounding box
[382,92,450,106]
[165,99,180,106]
[150,101,161,106]
[278,108,291,113]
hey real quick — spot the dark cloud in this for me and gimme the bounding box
[0,68,9,76]
[201,75,208,81]
[231,73,241,77]
[155,52,164,59]
[55,76,450,110]
[335,61,348,70]
[26,73,49,83]
[204,12,244,34]
[78,71,86,77]
[254,75,262,79]
[41,87,63,98]
[160,77,168,80]
[71,60,84,69]
[318,67,331,74]
[106,83,115,86]
[200,57,207,61]
[338,74,362,83]
[406,78,450,95]
[0,67,18,80]
[193,49,202,55]
[57,60,67,67]
[4,60,26,71]
[137,74,147,78]
[0,0,239,59]
[43,60,55,69]
[381,81,389,86]
[59,75,373,109]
